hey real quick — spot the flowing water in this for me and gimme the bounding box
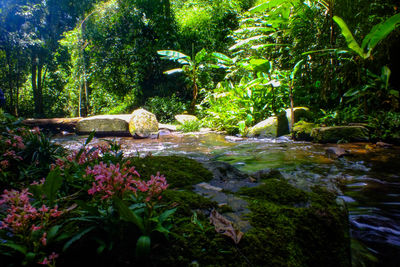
[54,132,400,266]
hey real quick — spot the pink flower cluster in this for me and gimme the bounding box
[86,162,169,202]
[135,172,169,202]
[0,129,29,171]
[0,188,63,234]
[86,162,141,200]
[51,144,111,170]
[39,252,59,266]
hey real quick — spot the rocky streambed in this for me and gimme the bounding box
[52,132,400,266]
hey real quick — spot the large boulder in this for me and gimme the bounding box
[311,126,369,143]
[292,121,316,141]
[76,115,131,136]
[129,108,158,138]
[285,107,312,131]
[175,114,198,124]
[248,112,289,138]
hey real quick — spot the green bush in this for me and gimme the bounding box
[177,119,202,133]
[144,94,188,123]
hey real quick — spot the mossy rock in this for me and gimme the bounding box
[76,115,131,136]
[248,112,289,138]
[128,156,213,189]
[311,126,369,143]
[128,108,158,138]
[153,179,350,267]
[238,179,308,205]
[285,107,313,131]
[293,121,316,141]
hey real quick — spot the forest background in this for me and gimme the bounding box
[1,0,399,137]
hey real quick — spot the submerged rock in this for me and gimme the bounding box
[311,126,369,143]
[129,108,159,138]
[325,147,349,158]
[76,114,132,136]
[248,112,289,138]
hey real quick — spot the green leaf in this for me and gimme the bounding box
[84,131,95,146]
[157,50,190,61]
[43,169,63,206]
[63,226,96,251]
[290,59,304,80]
[113,197,144,233]
[195,48,208,63]
[158,208,176,224]
[362,13,400,52]
[381,66,391,90]
[229,35,269,51]
[249,0,287,13]
[136,235,151,256]
[47,225,62,241]
[389,90,399,98]
[249,59,271,73]
[333,16,366,59]
[163,68,183,75]
[343,88,360,97]
[0,243,27,255]
[211,52,233,65]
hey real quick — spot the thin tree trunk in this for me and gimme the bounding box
[32,54,38,116]
[37,58,44,117]
[289,84,295,137]
[6,50,14,113]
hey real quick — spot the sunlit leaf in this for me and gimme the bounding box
[361,13,400,52]
[333,16,366,59]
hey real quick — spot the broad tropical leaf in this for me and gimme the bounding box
[362,13,400,52]
[43,169,63,206]
[333,16,366,58]
[113,197,145,233]
[249,0,289,13]
[229,35,270,51]
[157,50,190,61]
[163,68,184,75]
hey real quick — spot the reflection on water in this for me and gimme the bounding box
[53,132,400,267]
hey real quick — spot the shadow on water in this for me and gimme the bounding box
[53,132,400,267]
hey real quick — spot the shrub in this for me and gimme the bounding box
[144,94,187,123]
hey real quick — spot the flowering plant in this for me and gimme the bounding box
[0,124,63,187]
[0,187,64,266]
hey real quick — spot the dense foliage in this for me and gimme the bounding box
[0,0,399,138]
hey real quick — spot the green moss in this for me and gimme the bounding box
[292,120,316,141]
[238,179,308,205]
[128,156,213,189]
[311,126,369,143]
[154,180,350,267]
[240,183,351,267]
[163,190,216,216]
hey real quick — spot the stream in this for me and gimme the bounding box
[54,132,400,267]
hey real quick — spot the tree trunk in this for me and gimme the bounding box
[37,58,44,117]
[6,50,14,113]
[31,54,38,116]
[289,84,295,137]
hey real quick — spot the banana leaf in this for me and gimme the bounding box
[333,16,366,59]
[362,13,400,52]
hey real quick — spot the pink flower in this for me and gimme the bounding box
[0,160,9,169]
[40,232,47,246]
[49,252,59,260]
[39,205,49,213]
[38,257,50,265]
[31,225,42,231]
[32,127,41,135]
[86,162,140,200]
